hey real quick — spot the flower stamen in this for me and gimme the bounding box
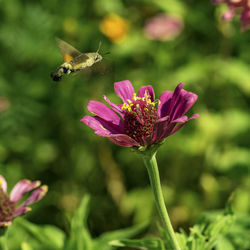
[122,92,159,145]
[0,187,15,223]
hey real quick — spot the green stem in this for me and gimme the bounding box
[142,152,181,250]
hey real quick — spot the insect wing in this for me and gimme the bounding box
[56,38,82,62]
[71,54,90,70]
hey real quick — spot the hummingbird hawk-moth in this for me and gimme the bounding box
[51,38,103,81]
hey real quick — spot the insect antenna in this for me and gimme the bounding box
[96,41,102,54]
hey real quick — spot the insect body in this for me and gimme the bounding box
[51,38,102,81]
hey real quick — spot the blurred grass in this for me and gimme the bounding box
[0,0,249,239]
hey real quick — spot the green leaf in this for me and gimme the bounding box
[216,236,235,250]
[225,213,250,249]
[21,241,33,250]
[64,195,92,250]
[157,224,174,249]
[175,231,188,250]
[16,217,65,249]
[110,238,166,250]
[162,204,235,250]
[93,222,148,250]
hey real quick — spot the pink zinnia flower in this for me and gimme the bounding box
[213,0,250,29]
[0,175,47,228]
[82,81,198,149]
[144,14,183,41]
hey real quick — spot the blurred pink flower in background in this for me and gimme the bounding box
[144,14,183,41]
[213,0,250,29]
[0,175,47,228]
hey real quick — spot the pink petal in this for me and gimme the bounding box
[107,137,133,147]
[93,128,140,147]
[82,116,105,131]
[114,80,135,103]
[81,116,123,134]
[189,113,199,120]
[87,100,122,126]
[17,185,48,208]
[152,116,170,142]
[0,175,7,193]
[103,95,124,118]
[138,85,155,101]
[107,134,140,147]
[168,82,185,118]
[171,91,198,120]
[164,126,178,140]
[158,91,173,118]
[159,123,177,141]
[172,115,188,123]
[95,129,111,136]
[153,115,191,142]
[10,180,41,203]
[12,206,30,218]
[169,113,199,135]
[169,123,185,135]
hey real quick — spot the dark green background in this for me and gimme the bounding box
[0,0,249,239]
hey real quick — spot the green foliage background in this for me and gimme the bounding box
[0,0,249,247]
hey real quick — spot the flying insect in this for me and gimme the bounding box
[51,38,103,81]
